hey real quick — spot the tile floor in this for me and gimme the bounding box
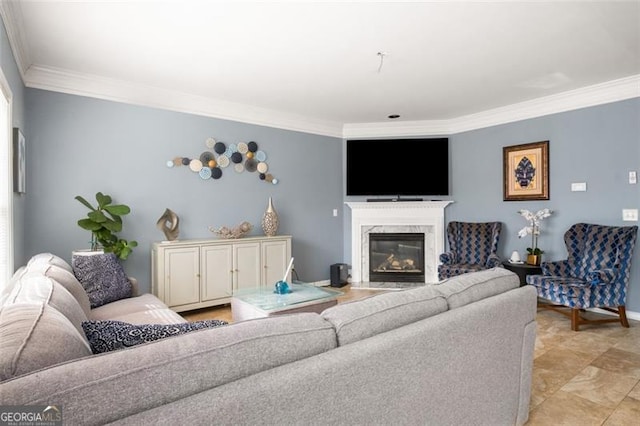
[526,309,640,425]
[182,287,640,425]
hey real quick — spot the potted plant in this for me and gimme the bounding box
[517,208,553,265]
[75,192,138,260]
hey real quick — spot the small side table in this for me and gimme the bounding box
[502,261,542,286]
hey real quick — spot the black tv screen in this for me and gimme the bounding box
[346,138,449,197]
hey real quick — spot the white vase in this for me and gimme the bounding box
[261,197,279,237]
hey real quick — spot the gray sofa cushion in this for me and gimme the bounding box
[0,303,92,381]
[435,267,519,309]
[82,319,228,353]
[321,285,447,345]
[3,273,89,334]
[0,266,26,305]
[100,307,186,325]
[27,252,73,273]
[89,293,175,321]
[25,262,92,317]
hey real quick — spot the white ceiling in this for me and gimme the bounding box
[2,1,639,137]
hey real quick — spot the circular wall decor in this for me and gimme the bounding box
[211,167,223,179]
[217,155,230,168]
[214,142,226,154]
[245,158,258,172]
[257,162,268,173]
[189,159,203,172]
[171,137,277,185]
[199,167,212,179]
[230,152,243,164]
[200,151,214,164]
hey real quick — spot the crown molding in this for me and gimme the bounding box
[0,0,30,80]
[23,65,345,138]
[343,75,640,138]
[20,64,640,139]
[446,75,640,134]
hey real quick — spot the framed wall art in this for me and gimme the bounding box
[503,140,549,201]
[13,128,25,194]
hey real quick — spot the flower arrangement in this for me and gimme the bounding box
[517,208,552,256]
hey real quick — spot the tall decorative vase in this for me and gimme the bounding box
[261,197,279,237]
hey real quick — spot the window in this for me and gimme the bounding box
[0,68,13,286]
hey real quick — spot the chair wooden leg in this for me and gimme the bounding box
[619,306,630,328]
[571,308,580,331]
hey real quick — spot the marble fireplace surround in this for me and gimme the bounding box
[346,201,453,285]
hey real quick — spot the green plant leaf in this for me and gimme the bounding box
[78,218,102,231]
[75,195,96,211]
[102,219,123,233]
[95,192,112,209]
[105,204,130,216]
[88,210,107,223]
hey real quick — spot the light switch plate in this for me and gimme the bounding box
[622,209,638,221]
[571,182,587,192]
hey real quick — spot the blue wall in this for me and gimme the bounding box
[344,99,640,312]
[447,100,640,312]
[24,89,344,290]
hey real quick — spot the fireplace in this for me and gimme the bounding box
[369,233,425,282]
[346,201,452,286]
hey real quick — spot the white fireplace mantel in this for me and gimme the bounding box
[346,201,453,284]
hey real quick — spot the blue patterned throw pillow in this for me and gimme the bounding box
[72,252,132,308]
[82,319,229,354]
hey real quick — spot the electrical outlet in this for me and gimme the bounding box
[333,209,338,217]
[622,209,638,221]
[630,171,637,184]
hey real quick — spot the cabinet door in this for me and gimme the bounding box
[164,247,200,307]
[233,242,261,291]
[261,239,291,286]
[201,244,233,301]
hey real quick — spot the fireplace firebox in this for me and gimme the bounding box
[369,233,425,283]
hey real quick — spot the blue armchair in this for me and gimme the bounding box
[438,221,502,280]
[526,223,638,331]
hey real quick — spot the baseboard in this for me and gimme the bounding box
[309,280,331,287]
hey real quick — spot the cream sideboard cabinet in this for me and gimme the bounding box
[151,236,292,312]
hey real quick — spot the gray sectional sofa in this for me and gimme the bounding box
[0,253,537,425]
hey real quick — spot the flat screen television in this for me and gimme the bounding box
[346,138,449,197]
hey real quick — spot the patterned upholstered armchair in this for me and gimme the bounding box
[526,223,638,331]
[438,221,502,280]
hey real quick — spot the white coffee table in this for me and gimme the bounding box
[231,283,341,322]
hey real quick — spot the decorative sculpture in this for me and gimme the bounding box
[156,208,180,241]
[209,221,253,239]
